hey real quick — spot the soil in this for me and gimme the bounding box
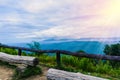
[0,66,48,80]
[0,66,14,80]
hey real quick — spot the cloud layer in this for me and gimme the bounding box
[0,0,120,43]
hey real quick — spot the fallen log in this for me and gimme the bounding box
[0,52,39,66]
[47,68,108,80]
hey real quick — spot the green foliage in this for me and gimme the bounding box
[13,66,42,80]
[104,43,120,56]
[27,41,41,50]
[27,41,42,56]
[61,56,95,72]
[38,54,120,79]
[104,43,120,67]
[0,47,17,55]
[95,61,112,73]
[38,54,56,66]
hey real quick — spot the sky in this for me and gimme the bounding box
[0,0,120,43]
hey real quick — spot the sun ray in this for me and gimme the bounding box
[101,0,120,25]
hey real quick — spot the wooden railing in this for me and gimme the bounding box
[0,43,120,67]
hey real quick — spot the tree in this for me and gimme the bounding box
[27,41,41,56]
[104,43,120,67]
[27,41,41,50]
[104,43,120,56]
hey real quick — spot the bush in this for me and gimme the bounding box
[104,43,120,56]
[104,43,120,67]
[13,66,42,80]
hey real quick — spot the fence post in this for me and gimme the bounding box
[0,47,1,52]
[18,49,22,56]
[0,43,2,51]
[56,51,61,68]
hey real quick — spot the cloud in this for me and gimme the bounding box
[16,25,118,39]
[0,13,22,25]
[17,0,58,13]
[0,0,120,43]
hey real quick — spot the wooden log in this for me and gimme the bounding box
[47,68,108,80]
[0,52,39,66]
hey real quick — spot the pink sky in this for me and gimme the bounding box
[0,0,120,43]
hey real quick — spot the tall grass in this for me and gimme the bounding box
[38,54,120,79]
[0,47,17,55]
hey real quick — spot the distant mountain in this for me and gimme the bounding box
[38,37,120,44]
[7,37,120,55]
[9,41,106,54]
[40,41,105,54]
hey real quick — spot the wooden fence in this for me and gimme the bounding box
[0,43,120,67]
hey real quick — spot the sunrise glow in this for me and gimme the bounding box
[101,0,120,25]
[0,0,120,43]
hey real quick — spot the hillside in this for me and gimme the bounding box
[9,41,106,54]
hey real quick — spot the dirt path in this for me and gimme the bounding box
[0,66,14,80]
[0,66,48,80]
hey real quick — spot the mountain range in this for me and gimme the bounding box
[7,37,120,55]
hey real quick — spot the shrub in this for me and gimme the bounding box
[13,66,42,80]
[104,43,120,56]
[104,43,120,67]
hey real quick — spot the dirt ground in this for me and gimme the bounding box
[0,66,13,80]
[0,66,109,80]
[0,66,48,80]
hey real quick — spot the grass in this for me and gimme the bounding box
[38,54,120,80]
[0,47,120,80]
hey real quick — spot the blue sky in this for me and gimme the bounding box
[0,0,120,43]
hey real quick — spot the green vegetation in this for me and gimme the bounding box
[27,41,42,56]
[104,43,120,67]
[104,43,120,56]
[13,66,42,80]
[0,41,120,80]
[39,54,120,79]
[27,41,41,50]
